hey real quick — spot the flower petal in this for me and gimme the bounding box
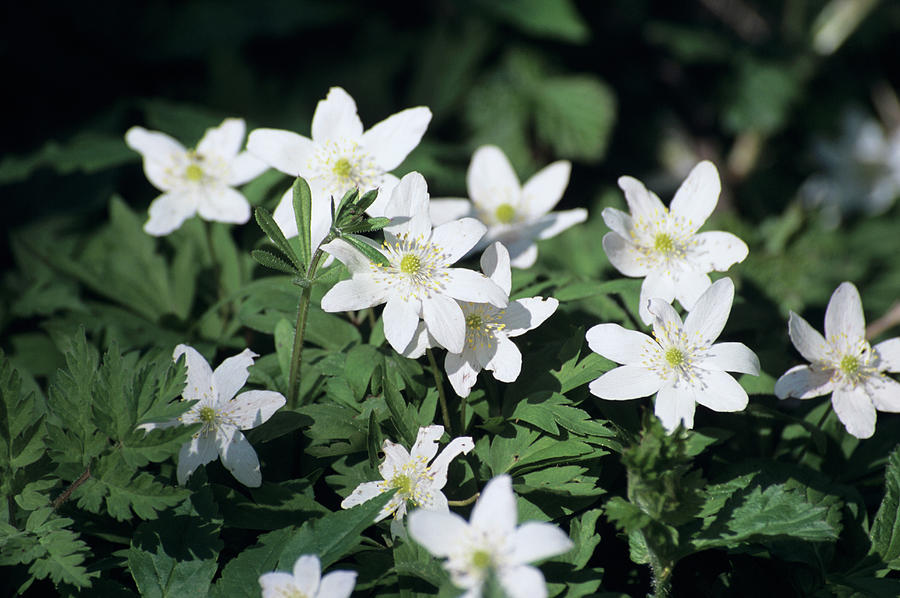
[401,322,433,359]
[618,175,667,223]
[246,128,315,176]
[639,271,677,325]
[654,383,696,432]
[291,555,321,597]
[868,376,900,413]
[443,269,508,308]
[832,386,877,439]
[422,294,466,354]
[321,277,388,312]
[701,342,760,375]
[825,282,866,345]
[685,231,749,271]
[445,351,481,398]
[774,365,835,399]
[503,297,558,337]
[311,87,363,143]
[431,218,487,265]
[586,324,656,365]
[380,439,412,477]
[484,335,522,383]
[510,521,574,564]
[321,238,372,273]
[408,509,470,557]
[601,207,634,239]
[672,269,712,311]
[228,152,269,186]
[500,565,548,598]
[125,126,185,191]
[480,242,511,295]
[383,297,422,354]
[227,390,285,429]
[647,297,684,333]
[467,145,521,210]
[683,277,734,346]
[521,160,571,218]
[410,425,445,462]
[693,370,749,413]
[363,173,400,218]
[589,365,665,400]
[195,185,251,224]
[144,192,197,236]
[317,571,357,598]
[259,572,297,598]
[212,348,257,402]
[669,160,721,233]
[383,172,431,240]
[173,344,214,402]
[508,241,539,269]
[217,426,262,487]
[340,481,385,510]
[603,232,649,277]
[197,118,245,160]
[429,198,474,227]
[428,436,475,489]
[177,433,218,484]
[533,208,588,240]
[362,106,432,171]
[471,475,517,535]
[788,312,829,364]
[875,338,900,373]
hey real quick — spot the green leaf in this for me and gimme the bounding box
[252,249,299,275]
[510,393,617,449]
[380,367,417,447]
[476,0,589,43]
[342,234,389,267]
[210,223,243,294]
[871,448,900,567]
[292,177,313,267]
[274,318,295,384]
[552,352,615,395]
[209,527,295,598]
[0,133,134,184]
[255,206,303,272]
[534,75,616,161]
[0,353,46,499]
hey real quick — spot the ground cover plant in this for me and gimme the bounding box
[4,1,900,596]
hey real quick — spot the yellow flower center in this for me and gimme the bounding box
[400,254,421,274]
[185,163,204,182]
[471,549,492,570]
[840,355,860,376]
[199,406,217,424]
[654,233,675,253]
[332,157,352,178]
[665,347,685,366]
[390,473,413,496]
[495,203,516,224]
[466,313,484,330]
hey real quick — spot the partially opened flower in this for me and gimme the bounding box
[140,345,285,486]
[408,474,573,598]
[320,172,508,354]
[774,282,900,438]
[586,277,759,432]
[404,242,558,397]
[601,160,748,324]
[247,86,432,249]
[125,118,267,235]
[259,554,356,598]
[429,145,587,268]
[341,425,474,521]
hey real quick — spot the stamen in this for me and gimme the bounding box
[185,164,204,181]
[495,203,515,224]
[654,233,675,253]
[471,549,492,570]
[665,347,684,366]
[332,157,352,178]
[400,254,421,274]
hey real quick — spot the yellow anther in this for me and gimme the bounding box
[400,254,421,274]
[654,233,675,253]
[199,406,216,423]
[332,157,352,178]
[471,549,492,570]
[185,164,204,181]
[495,203,515,224]
[665,347,685,366]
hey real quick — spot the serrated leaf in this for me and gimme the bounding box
[534,75,616,161]
[292,177,313,267]
[871,448,900,566]
[342,234,389,267]
[255,206,303,272]
[0,353,46,497]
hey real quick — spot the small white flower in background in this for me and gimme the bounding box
[408,474,572,598]
[320,172,508,355]
[429,145,587,269]
[246,86,432,249]
[601,160,748,324]
[586,277,760,432]
[139,345,285,487]
[125,118,267,236]
[258,554,356,598]
[774,282,900,439]
[404,242,559,397]
[341,425,474,522]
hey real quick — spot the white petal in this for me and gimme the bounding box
[521,160,571,218]
[311,87,363,143]
[401,322,433,359]
[825,282,866,345]
[443,269,508,308]
[485,335,522,383]
[383,297,421,354]
[422,294,466,354]
[686,231,749,271]
[173,344,214,401]
[363,173,400,219]
[639,272,677,325]
[617,175,667,223]
[431,218,487,265]
[533,208,588,240]
[321,277,388,312]
[246,128,315,176]
[213,348,257,402]
[125,127,185,191]
[428,436,475,489]
[227,390,285,429]
[683,277,734,345]
[382,438,412,475]
[774,365,835,399]
[291,555,321,597]
[503,297,558,337]
[508,242,539,269]
[654,383,696,432]
[272,186,299,239]
[471,475,517,536]
[195,185,251,224]
[500,565,548,598]
[177,433,217,484]
[383,172,431,240]
[217,426,262,487]
[228,152,269,186]
[445,351,481,398]
[510,522,574,564]
[429,198,474,227]
[832,386,877,439]
[647,297,683,333]
[467,145,520,210]
[669,160,721,233]
[408,509,470,557]
[788,312,830,364]
[317,571,357,598]
[480,242,512,296]
[362,106,432,171]
[197,118,245,160]
[259,572,297,598]
[585,324,656,365]
[875,338,900,373]
[701,342,760,374]
[340,481,385,509]
[601,207,634,239]
[692,370,749,413]
[603,232,649,277]
[321,238,372,273]
[410,425,445,462]
[589,365,665,400]
[672,269,712,311]
[144,192,197,236]
[868,376,900,413]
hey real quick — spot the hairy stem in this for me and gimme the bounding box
[426,348,453,434]
[288,248,327,408]
[647,543,673,598]
[448,492,480,507]
[52,466,92,511]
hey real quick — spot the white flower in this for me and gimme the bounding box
[341,425,474,521]
[429,145,587,269]
[125,118,267,235]
[586,277,759,432]
[259,554,356,598]
[408,474,573,598]
[140,345,285,487]
[774,282,900,439]
[320,172,508,354]
[601,160,749,324]
[246,86,432,249]
[404,243,559,397]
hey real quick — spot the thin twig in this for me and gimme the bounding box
[52,466,91,511]
[866,300,900,339]
[448,493,480,507]
[426,348,453,435]
[289,248,326,408]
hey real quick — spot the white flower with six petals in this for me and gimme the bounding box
[774,282,900,439]
[259,554,356,598]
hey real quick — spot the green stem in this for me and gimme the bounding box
[447,492,480,507]
[459,394,469,434]
[288,247,327,408]
[52,466,92,511]
[646,543,673,598]
[426,348,453,434]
